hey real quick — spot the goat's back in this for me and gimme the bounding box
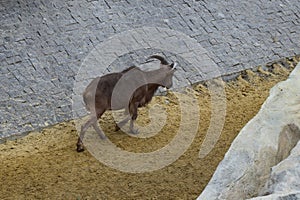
[83,73,122,112]
[83,67,148,112]
[110,68,148,110]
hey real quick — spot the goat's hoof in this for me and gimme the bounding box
[115,125,120,131]
[76,145,85,152]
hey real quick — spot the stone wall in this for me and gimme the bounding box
[1,0,300,139]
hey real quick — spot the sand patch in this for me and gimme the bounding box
[1,56,299,199]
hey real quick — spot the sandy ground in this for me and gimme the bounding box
[1,57,299,200]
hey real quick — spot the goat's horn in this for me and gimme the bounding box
[147,55,169,65]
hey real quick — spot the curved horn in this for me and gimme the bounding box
[147,55,169,65]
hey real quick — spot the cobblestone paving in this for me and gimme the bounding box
[0,0,299,139]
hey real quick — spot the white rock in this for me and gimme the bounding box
[249,192,300,200]
[251,140,300,200]
[198,63,300,200]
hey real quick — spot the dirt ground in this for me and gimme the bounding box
[1,57,299,200]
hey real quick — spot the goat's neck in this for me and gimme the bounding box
[145,69,166,85]
[147,83,160,92]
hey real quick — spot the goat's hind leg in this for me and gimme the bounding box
[93,109,107,139]
[92,121,106,139]
[76,115,97,152]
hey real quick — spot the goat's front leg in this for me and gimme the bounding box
[77,115,98,152]
[115,115,131,131]
[129,103,139,134]
[129,120,139,134]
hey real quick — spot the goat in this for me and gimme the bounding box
[76,55,177,152]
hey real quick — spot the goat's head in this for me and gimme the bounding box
[147,55,177,89]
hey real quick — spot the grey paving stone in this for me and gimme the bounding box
[0,0,299,140]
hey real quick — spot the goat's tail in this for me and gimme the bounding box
[82,77,100,112]
[82,90,93,112]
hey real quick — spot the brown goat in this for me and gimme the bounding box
[76,55,177,152]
